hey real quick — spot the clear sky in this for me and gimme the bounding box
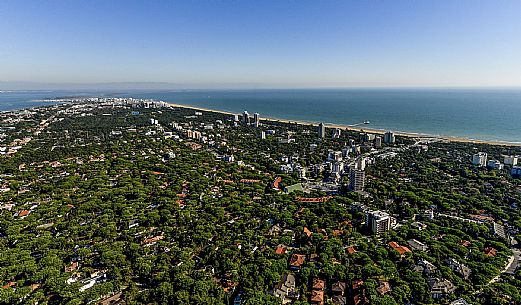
[1,0,520,89]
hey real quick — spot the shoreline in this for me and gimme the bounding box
[166,102,521,147]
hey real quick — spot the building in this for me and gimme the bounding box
[411,221,427,230]
[253,113,260,127]
[272,274,300,304]
[472,152,487,166]
[374,136,382,148]
[384,131,395,144]
[366,210,396,235]
[415,258,437,275]
[504,155,518,166]
[349,169,365,192]
[318,123,325,138]
[487,159,503,169]
[260,131,266,139]
[428,278,456,299]
[242,111,250,125]
[423,209,435,220]
[407,239,429,251]
[511,166,521,178]
[446,258,471,279]
[332,128,341,139]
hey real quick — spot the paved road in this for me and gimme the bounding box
[505,248,521,275]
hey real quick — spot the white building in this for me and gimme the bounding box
[242,111,250,125]
[366,210,396,235]
[472,152,487,166]
[504,155,518,166]
[407,239,429,251]
[332,128,341,139]
[253,113,260,127]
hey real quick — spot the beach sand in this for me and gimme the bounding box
[167,102,521,147]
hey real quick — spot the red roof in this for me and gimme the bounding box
[303,227,313,237]
[310,290,324,304]
[18,210,30,217]
[312,278,326,290]
[459,240,471,247]
[272,176,282,189]
[484,247,497,257]
[388,241,412,255]
[290,254,306,267]
[275,246,286,255]
[347,246,357,254]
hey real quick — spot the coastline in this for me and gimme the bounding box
[166,102,521,147]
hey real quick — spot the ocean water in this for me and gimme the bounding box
[1,89,521,143]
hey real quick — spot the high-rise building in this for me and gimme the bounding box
[375,136,382,148]
[332,128,341,139]
[512,166,521,178]
[349,169,365,192]
[260,131,266,139]
[472,152,487,167]
[242,111,250,125]
[233,114,240,122]
[253,113,260,127]
[504,155,518,166]
[487,160,503,169]
[318,123,325,138]
[366,210,396,235]
[384,131,395,144]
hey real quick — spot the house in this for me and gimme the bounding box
[310,290,324,305]
[446,258,472,279]
[414,259,438,275]
[275,246,287,255]
[388,241,412,256]
[331,281,347,295]
[459,240,471,247]
[272,274,300,304]
[411,221,427,230]
[143,235,164,246]
[428,278,456,299]
[312,278,325,290]
[303,227,313,238]
[376,281,391,295]
[407,239,429,251]
[346,246,357,254]
[64,261,79,273]
[484,247,497,257]
[272,176,282,189]
[289,254,306,270]
[17,210,30,217]
[332,295,347,305]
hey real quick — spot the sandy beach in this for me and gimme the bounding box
[167,102,521,147]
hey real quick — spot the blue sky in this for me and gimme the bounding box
[0,0,520,88]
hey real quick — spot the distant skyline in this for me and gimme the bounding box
[1,0,521,89]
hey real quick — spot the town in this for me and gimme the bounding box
[0,98,520,305]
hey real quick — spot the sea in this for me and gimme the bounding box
[1,88,520,143]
